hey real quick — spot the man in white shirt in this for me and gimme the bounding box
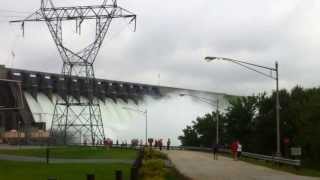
[237,142,242,159]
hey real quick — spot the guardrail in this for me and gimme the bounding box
[59,144,302,167]
[169,146,301,167]
[242,152,301,166]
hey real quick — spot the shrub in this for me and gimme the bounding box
[143,148,168,160]
[139,159,168,180]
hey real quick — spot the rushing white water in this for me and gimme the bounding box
[25,90,229,146]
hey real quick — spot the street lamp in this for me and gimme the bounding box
[204,56,281,156]
[180,93,220,145]
[122,107,148,145]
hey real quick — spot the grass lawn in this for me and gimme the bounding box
[0,160,131,180]
[0,146,137,160]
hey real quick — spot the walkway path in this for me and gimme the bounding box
[0,144,45,150]
[165,150,320,180]
[0,154,133,164]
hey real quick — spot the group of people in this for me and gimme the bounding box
[212,140,242,161]
[98,138,172,150]
[148,138,171,150]
[231,140,242,160]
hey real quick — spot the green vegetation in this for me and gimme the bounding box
[143,148,168,160]
[0,147,137,180]
[139,148,189,180]
[140,159,168,179]
[179,86,320,171]
[0,160,131,180]
[0,146,137,160]
[165,166,191,180]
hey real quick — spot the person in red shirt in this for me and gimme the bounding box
[231,141,238,160]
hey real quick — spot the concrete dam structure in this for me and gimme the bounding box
[0,65,233,145]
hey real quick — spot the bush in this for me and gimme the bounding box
[139,148,190,180]
[139,148,169,179]
[143,148,168,160]
[139,159,168,180]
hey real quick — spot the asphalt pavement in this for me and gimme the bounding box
[165,150,320,180]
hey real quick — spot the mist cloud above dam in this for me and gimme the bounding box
[25,89,228,146]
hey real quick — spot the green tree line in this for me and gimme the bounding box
[178,86,320,168]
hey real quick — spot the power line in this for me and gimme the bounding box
[0,15,27,18]
[0,9,31,14]
[0,14,26,23]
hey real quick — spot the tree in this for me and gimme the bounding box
[178,125,199,146]
[193,113,217,147]
[179,111,220,147]
[223,96,257,150]
[179,85,320,169]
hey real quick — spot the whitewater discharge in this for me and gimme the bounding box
[24,91,228,146]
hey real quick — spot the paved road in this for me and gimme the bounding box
[0,154,133,164]
[165,150,320,180]
[0,144,46,150]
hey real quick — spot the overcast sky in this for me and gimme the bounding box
[0,0,319,96]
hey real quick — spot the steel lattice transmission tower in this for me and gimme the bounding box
[11,0,136,145]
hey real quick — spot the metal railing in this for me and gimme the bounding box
[169,146,301,167]
[242,152,301,166]
[47,144,302,167]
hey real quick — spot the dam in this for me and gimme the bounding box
[0,65,232,145]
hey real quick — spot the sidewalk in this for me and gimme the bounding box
[165,150,320,180]
[0,154,133,164]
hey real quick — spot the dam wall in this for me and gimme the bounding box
[1,66,232,145]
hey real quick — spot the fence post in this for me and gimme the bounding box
[130,167,138,180]
[46,147,49,164]
[115,170,123,180]
[87,174,95,180]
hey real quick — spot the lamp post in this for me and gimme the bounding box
[18,120,22,148]
[180,93,220,145]
[122,107,148,145]
[204,56,281,156]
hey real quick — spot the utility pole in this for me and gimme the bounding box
[275,62,281,156]
[145,110,148,145]
[216,99,219,145]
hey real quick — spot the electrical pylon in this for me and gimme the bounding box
[10,0,136,145]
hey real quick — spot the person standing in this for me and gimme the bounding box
[159,139,163,151]
[167,138,171,150]
[213,144,219,160]
[237,142,242,159]
[155,139,158,148]
[148,138,153,147]
[231,141,238,160]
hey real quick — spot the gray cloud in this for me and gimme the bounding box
[0,0,319,96]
